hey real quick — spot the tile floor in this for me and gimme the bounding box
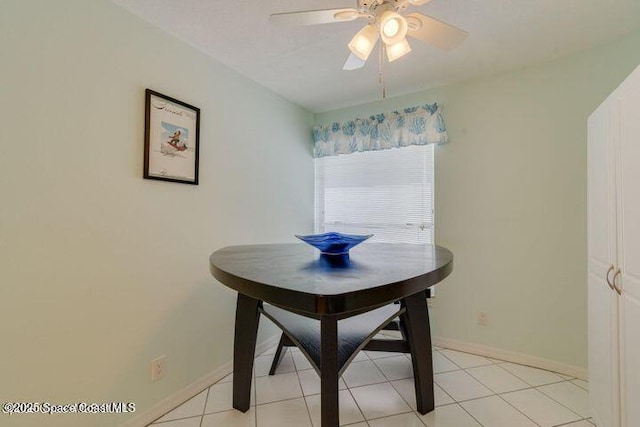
[147,335,593,427]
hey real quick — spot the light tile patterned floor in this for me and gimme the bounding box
[148,338,593,427]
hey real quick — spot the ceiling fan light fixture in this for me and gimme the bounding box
[348,24,379,61]
[379,11,408,45]
[383,18,399,37]
[386,38,412,62]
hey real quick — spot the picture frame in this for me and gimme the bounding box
[144,89,200,185]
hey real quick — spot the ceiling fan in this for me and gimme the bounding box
[270,0,468,71]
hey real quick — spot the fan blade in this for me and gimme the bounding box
[270,8,360,26]
[405,12,468,50]
[343,53,366,71]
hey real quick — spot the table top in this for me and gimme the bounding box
[210,243,453,316]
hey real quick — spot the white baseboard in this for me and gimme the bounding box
[433,336,587,380]
[120,335,280,427]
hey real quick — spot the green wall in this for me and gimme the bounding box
[0,1,313,426]
[316,31,640,370]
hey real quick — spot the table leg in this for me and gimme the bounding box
[233,293,261,412]
[268,333,287,376]
[401,290,434,414]
[320,315,339,427]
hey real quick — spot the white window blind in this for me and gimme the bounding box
[314,144,434,244]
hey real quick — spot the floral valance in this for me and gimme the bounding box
[313,103,448,158]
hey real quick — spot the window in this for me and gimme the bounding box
[314,144,434,244]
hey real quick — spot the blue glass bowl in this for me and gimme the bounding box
[295,232,373,255]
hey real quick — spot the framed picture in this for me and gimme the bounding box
[144,89,200,185]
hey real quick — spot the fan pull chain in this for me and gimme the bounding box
[378,42,386,99]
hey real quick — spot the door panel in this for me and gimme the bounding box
[589,270,619,427]
[588,99,619,427]
[617,69,640,427]
[619,73,640,302]
[620,294,640,427]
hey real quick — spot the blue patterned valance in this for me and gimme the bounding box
[313,103,448,158]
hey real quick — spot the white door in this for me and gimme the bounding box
[588,97,620,427]
[617,69,640,427]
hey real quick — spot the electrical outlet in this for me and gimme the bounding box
[151,356,167,382]
[478,312,489,326]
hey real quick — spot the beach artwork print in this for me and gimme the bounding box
[144,90,200,185]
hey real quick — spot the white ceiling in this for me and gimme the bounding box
[111,0,640,113]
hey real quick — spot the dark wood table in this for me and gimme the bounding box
[209,243,453,427]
